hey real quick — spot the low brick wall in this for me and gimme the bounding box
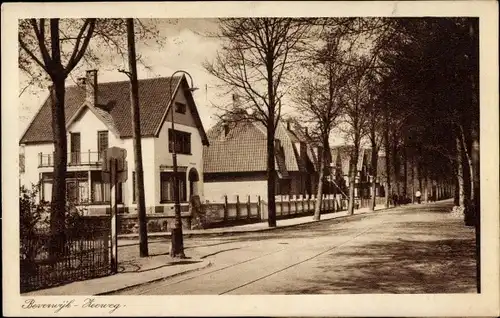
[118,213,192,234]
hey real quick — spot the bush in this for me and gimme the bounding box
[20,184,88,262]
[20,185,50,263]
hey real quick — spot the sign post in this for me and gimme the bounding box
[101,147,127,274]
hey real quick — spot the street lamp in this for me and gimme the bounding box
[169,70,198,259]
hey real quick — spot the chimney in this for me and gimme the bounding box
[223,123,229,137]
[286,120,291,130]
[232,93,240,108]
[305,127,309,136]
[85,70,98,107]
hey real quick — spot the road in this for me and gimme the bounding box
[113,200,477,295]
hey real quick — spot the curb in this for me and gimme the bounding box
[118,206,393,243]
[95,259,212,295]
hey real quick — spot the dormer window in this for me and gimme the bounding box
[175,102,186,114]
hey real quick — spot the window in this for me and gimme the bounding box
[91,171,122,204]
[175,102,186,114]
[70,132,81,164]
[97,131,109,158]
[168,129,191,155]
[41,173,53,202]
[66,172,89,204]
[160,172,186,203]
[276,178,291,195]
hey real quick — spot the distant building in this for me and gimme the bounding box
[330,145,387,199]
[203,119,326,202]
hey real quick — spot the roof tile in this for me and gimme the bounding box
[20,76,209,145]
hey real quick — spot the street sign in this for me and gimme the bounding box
[101,147,128,183]
[102,161,128,183]
[100,146,127,273]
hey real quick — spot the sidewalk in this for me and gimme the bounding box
[24,203,390,296]
[118,204,389,246]
[23,256,211,296]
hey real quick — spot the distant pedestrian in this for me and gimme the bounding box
[415,190,422,204]
[392,193,399,206]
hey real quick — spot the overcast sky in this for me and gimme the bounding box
[19,18,346,145]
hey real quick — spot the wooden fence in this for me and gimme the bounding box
[202,194,349,226]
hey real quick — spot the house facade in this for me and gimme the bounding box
[330,145,387,199]
[203,119,321,202]
[20,70,209,215]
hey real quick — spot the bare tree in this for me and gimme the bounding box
[204,18,311,227]
[19,18,165,255]
[341,57,373,216]
[292,34,348,221]
[365,76,385,211]
[118,19,149,257]
[19,18,96,255]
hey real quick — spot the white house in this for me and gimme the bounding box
[20,70,209,215]
[202,118,322,202]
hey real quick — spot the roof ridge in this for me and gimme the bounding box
[65,75,183,89]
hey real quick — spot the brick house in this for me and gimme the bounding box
[19,70,209,215]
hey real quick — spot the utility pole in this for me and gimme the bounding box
[126,18,148,256]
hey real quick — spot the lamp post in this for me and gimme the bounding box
[169,70,198,259]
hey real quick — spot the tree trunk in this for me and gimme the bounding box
[267,122,277,227]
[347,146,359,215]
[456,136,466,208]
[126,18,148,257]
[459,125,474,206]
[402,144,408,199]
[423,169,429,202]
[313,148,325,221]
[411,152,415,203]
[49,79,68,257]
[384,137,391,208]
[391,137,400,196]
[468,19,480,293]
[370,145,378,211]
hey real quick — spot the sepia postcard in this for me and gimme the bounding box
[2,1,499,317]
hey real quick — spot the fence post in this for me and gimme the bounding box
[281,194,284,216]
[236,195,240,219]
[247,195,251,219]
[307,195,311,213]
[287,194,291,215]
[257,195,261,220]
[301,194,305,213]
[223,195,228,221]
[294,195,298,215]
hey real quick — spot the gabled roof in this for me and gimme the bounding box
[66,103,120,137]
[20,75,209,146]
[203,121,267,173]
[203,119,316,174]
[331,145,387,176]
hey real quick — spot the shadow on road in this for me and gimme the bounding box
[276,213,477,294]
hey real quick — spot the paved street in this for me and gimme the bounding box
[113,200,477,295]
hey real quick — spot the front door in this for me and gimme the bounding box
[70,133,81,164]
